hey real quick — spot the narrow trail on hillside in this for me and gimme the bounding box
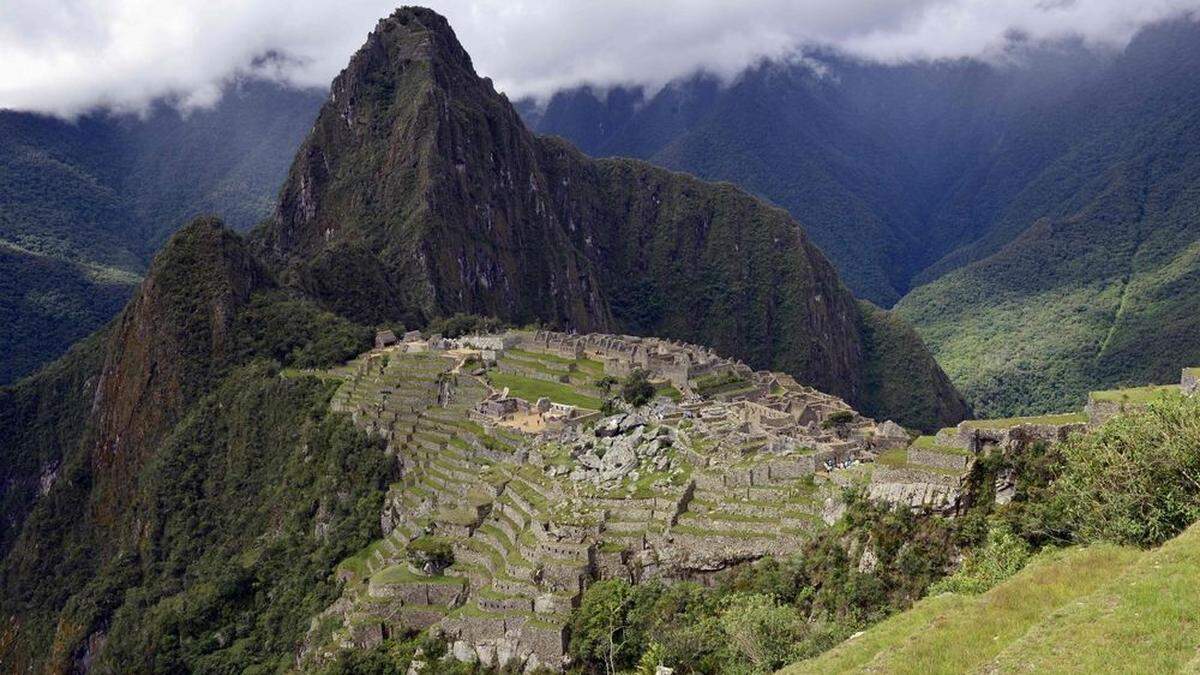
[1095,170,1150,363]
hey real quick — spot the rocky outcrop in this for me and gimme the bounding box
[258,7,967,430]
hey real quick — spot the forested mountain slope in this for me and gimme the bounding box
[522,48,1110,306]
[0,218,382,671]
[0,9,968,670]
[0,82,323,384]
[896,20,1200,416]
[525,19,1200,416]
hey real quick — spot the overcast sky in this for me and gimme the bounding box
[2,0,1199,118]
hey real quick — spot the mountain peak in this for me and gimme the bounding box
[260,7,967,429]
[332,5,485,108]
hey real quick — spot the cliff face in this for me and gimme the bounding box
[264,8,609,329]
[260,7,967,428]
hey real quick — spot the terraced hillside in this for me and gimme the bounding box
[294,330,973,670]
[304,335,1193,671]
[784,522,1200,674]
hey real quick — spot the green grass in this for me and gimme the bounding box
[338,539,390,581]
[654,383,683,401]
[506,348,576,366]
[1088,384,1178,405]
[875,448,908,468]
[486,371,602,409]
[787,521,1200,674]
[909,436,970,455]
[961,411,1087,429]
[691,371,749,397]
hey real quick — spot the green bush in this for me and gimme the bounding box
[621,369,656,408]
[930,523,1030,595]
[1048,393,1200,547]
[717,593,806,672]
[568,497,957,673]
[820,410,855,429]
[593,376,619,393]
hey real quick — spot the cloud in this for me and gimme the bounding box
[2,0,1198,117]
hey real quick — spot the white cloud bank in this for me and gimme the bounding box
[2,0,1199,117]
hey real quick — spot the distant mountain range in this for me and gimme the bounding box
[0,82,324,384]
[521,19,1200,416]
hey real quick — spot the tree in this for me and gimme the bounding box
[593,376,619,394]
[716,594,803,672]
[569,580,635,674]
[621,369,656,408]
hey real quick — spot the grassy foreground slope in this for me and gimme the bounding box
[784,522,1200,674]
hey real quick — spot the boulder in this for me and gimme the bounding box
[452,640,477,663]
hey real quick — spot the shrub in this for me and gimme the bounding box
[820,410,855,429]
[621,369,655,408]
[930,523,1030,595]
[717,593,805,672]
[1047,393,1200,547]
[600,398,621,417]
[593,376,620,393]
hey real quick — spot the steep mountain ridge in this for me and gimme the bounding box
[0,81,324,385]
[0,217,381,671]
[523,48,1110,306]
[88,218,272,522]
[259,7,967,429]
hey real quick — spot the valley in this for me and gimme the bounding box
[2,4,1200,674]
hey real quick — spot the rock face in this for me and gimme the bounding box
[258,7,967,431]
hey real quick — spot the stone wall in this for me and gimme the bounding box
[948,420,1086,453]
[1084,398,1124,427]
[1183,368,1198,395]
[908,448,969,471]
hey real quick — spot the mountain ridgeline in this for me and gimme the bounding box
[0,8,967,670]
[257,7,967,430]
[523,19,1200,418]
[0,82,324,384]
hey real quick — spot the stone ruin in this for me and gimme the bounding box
[304,333,1199,671]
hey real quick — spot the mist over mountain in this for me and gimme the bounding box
[257,7,966,429]
[5,6,1200,674]
[522,17,1200,415]
[0,80,324,384]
